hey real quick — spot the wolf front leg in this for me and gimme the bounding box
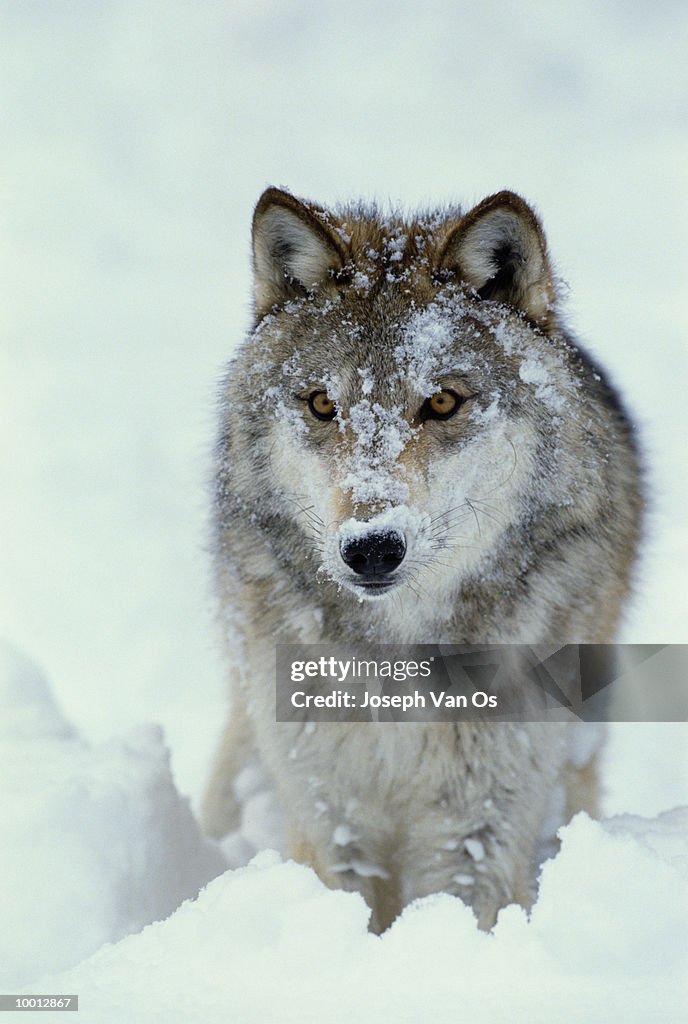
[396,722,569,930]
[399,812,543,931]
[286,825,404,934]
[200,695,256,839]
[287,809,530,934]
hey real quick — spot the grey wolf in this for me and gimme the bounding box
[202,187,643,932]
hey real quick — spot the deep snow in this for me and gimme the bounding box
[2,647,687,1022]
[0,645,225,990]
[33,820,688,1024]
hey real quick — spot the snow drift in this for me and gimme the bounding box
[34,815,688,1023]
[2,645,686,1022]
[0,644,226,988]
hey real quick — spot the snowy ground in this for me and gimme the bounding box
[1,2,687,1020]
[1,646,687,1022]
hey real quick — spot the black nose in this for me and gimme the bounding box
[340,530,406,578]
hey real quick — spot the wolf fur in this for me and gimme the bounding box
[202,187,643,932]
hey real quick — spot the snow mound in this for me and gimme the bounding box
[0,643,77,741]
[3,644,686,1021]
[0,643,226,987]
[35,811,688,1023]
[530,810,688,976]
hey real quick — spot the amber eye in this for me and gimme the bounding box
[307,391,337,421]
[420,389,462,422]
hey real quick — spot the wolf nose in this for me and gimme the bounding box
[340,531,406,577]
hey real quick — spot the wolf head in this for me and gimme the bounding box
[217,188,628,619]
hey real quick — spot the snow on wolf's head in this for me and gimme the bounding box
[221,187,587,611]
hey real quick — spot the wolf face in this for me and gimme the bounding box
[218,188,638,632]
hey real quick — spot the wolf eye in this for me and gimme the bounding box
[308,391,337,421]
[420,389,462,422]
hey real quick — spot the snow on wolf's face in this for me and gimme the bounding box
[262,285,564,606]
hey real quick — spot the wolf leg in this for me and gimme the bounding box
[399,833,535,933]
[286,827,402,934]
[564,748,602,819]
[200,696,255,838]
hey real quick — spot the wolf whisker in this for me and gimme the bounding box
[287,497,326,528]
[405,576,428,601]
[429,503,471,527]
[466,496,504,518]
[465,496,503,529]
[436,537,480,553]
[430,511,474,535]
[464,498,482,537]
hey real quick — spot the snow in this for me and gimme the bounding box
[2,647,686,1022]
[395,299,469,396]
[341,398,413,506]
[357,366,374,396]
[339,505,424,542]
[352,269,371,293]
[464,837,486,862]
[19,813,688,1023]
[530,811,688,977]
[0,1,686,1019]
[333,823,356,846]
[518,354,567,412]
[0,644,226,990]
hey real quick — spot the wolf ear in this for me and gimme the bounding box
[252,188,347,316]
[437,191,555,326]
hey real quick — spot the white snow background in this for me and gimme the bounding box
[1,2,687,1020]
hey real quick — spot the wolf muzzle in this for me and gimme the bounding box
[339,530,406,587]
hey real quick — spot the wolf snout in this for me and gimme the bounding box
[339,530,406,580]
